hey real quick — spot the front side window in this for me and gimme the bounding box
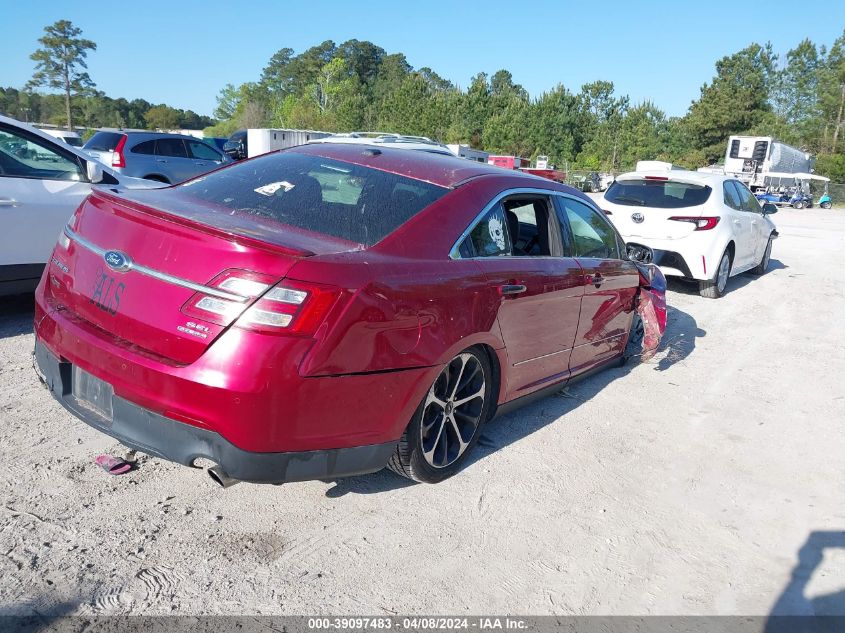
[188,141,221,161]
[733,181,762,213]
[0,126,83,181]
[558,197,621,259]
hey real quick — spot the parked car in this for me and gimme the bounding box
[202,136,228,153]
[83,131,230,184]
[0,114,163,297]
[33,143,665,487]
[222,129,248,160]
[600,165,778,298]
[39,128,84,147]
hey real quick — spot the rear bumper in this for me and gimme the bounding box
[34,341,396,484]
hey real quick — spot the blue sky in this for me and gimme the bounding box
[2,0,843,119]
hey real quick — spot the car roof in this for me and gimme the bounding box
[309,133,454,156]
[292,142,546,189]
[615,168,731,186]
[111,131,205,142]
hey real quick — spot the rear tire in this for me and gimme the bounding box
[821,201,832,209]
[750,235,773,275]
[387,347,493,483]
[793,200,805,209]
[699,249,731,298]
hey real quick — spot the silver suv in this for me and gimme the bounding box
[83,131,230,184]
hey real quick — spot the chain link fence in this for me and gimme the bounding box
[809,181,845,208]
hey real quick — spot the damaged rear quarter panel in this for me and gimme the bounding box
[291,253,505,377]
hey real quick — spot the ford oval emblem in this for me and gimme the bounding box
[631,212,645,224]
[103,250,132,272]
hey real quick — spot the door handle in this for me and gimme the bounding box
[500,284,527,296]
[588,273,604,288]
[0,198,19,207]
[156,159,167,163]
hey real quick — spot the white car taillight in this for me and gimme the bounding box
[668,216,720,231]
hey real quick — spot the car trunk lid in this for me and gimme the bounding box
[47,189,351,364]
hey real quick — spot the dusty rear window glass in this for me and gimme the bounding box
[153,151,448,247]
[606,179,712,208]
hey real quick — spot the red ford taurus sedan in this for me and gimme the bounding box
[33,144,666,486]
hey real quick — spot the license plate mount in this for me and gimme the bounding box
[71,366,114,422]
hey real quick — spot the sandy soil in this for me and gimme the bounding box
[0,208,843,617]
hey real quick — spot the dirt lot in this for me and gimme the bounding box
[1,208,844,617]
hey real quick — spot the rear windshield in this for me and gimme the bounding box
[84,131,125,151]
[606,179,712,208]
[160,151,448,247]
[65,137,83,147]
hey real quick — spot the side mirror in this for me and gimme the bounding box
[762,203,778,215]
[86,160,104,184]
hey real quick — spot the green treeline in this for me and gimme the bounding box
[204,36,845,180]
[3,22,844,180]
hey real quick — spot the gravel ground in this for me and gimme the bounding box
[1,208,843,617]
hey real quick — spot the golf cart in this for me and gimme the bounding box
[755,172,829,209]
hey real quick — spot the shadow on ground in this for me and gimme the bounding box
[0,293,35,339]
[667,258,788,297]
[763,531,845,631]
[327,304,703,496]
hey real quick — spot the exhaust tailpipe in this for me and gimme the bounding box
[207,465,240,488]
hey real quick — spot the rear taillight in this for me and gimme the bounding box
[111,135,128,168]
[668,216,720,231]
[181,270,275,326]
[237,280,341,336]
[181,270,341,336]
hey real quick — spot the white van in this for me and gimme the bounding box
[39,128,84,147]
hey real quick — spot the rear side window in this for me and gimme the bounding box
[84,131,125,151]
[723,181,742,210]
[131,140,156,155]
[162,151,448,247]
[606,179,712,208]
[156,138,188,158]
[460,204,511,258]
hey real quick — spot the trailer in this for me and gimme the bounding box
[224,128,333,160]
[446,144,490,163]
[724,136,813,191]
[487,155,530,169]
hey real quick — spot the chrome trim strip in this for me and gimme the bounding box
[449,187,601,259]
[512,347,570,366]
[64,226,249,303]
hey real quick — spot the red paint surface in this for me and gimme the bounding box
[35,145,666,455]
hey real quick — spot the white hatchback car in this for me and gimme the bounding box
[601,165,778,298]
[0,115,163,296]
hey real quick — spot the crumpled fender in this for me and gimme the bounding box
[634,263,667,361]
